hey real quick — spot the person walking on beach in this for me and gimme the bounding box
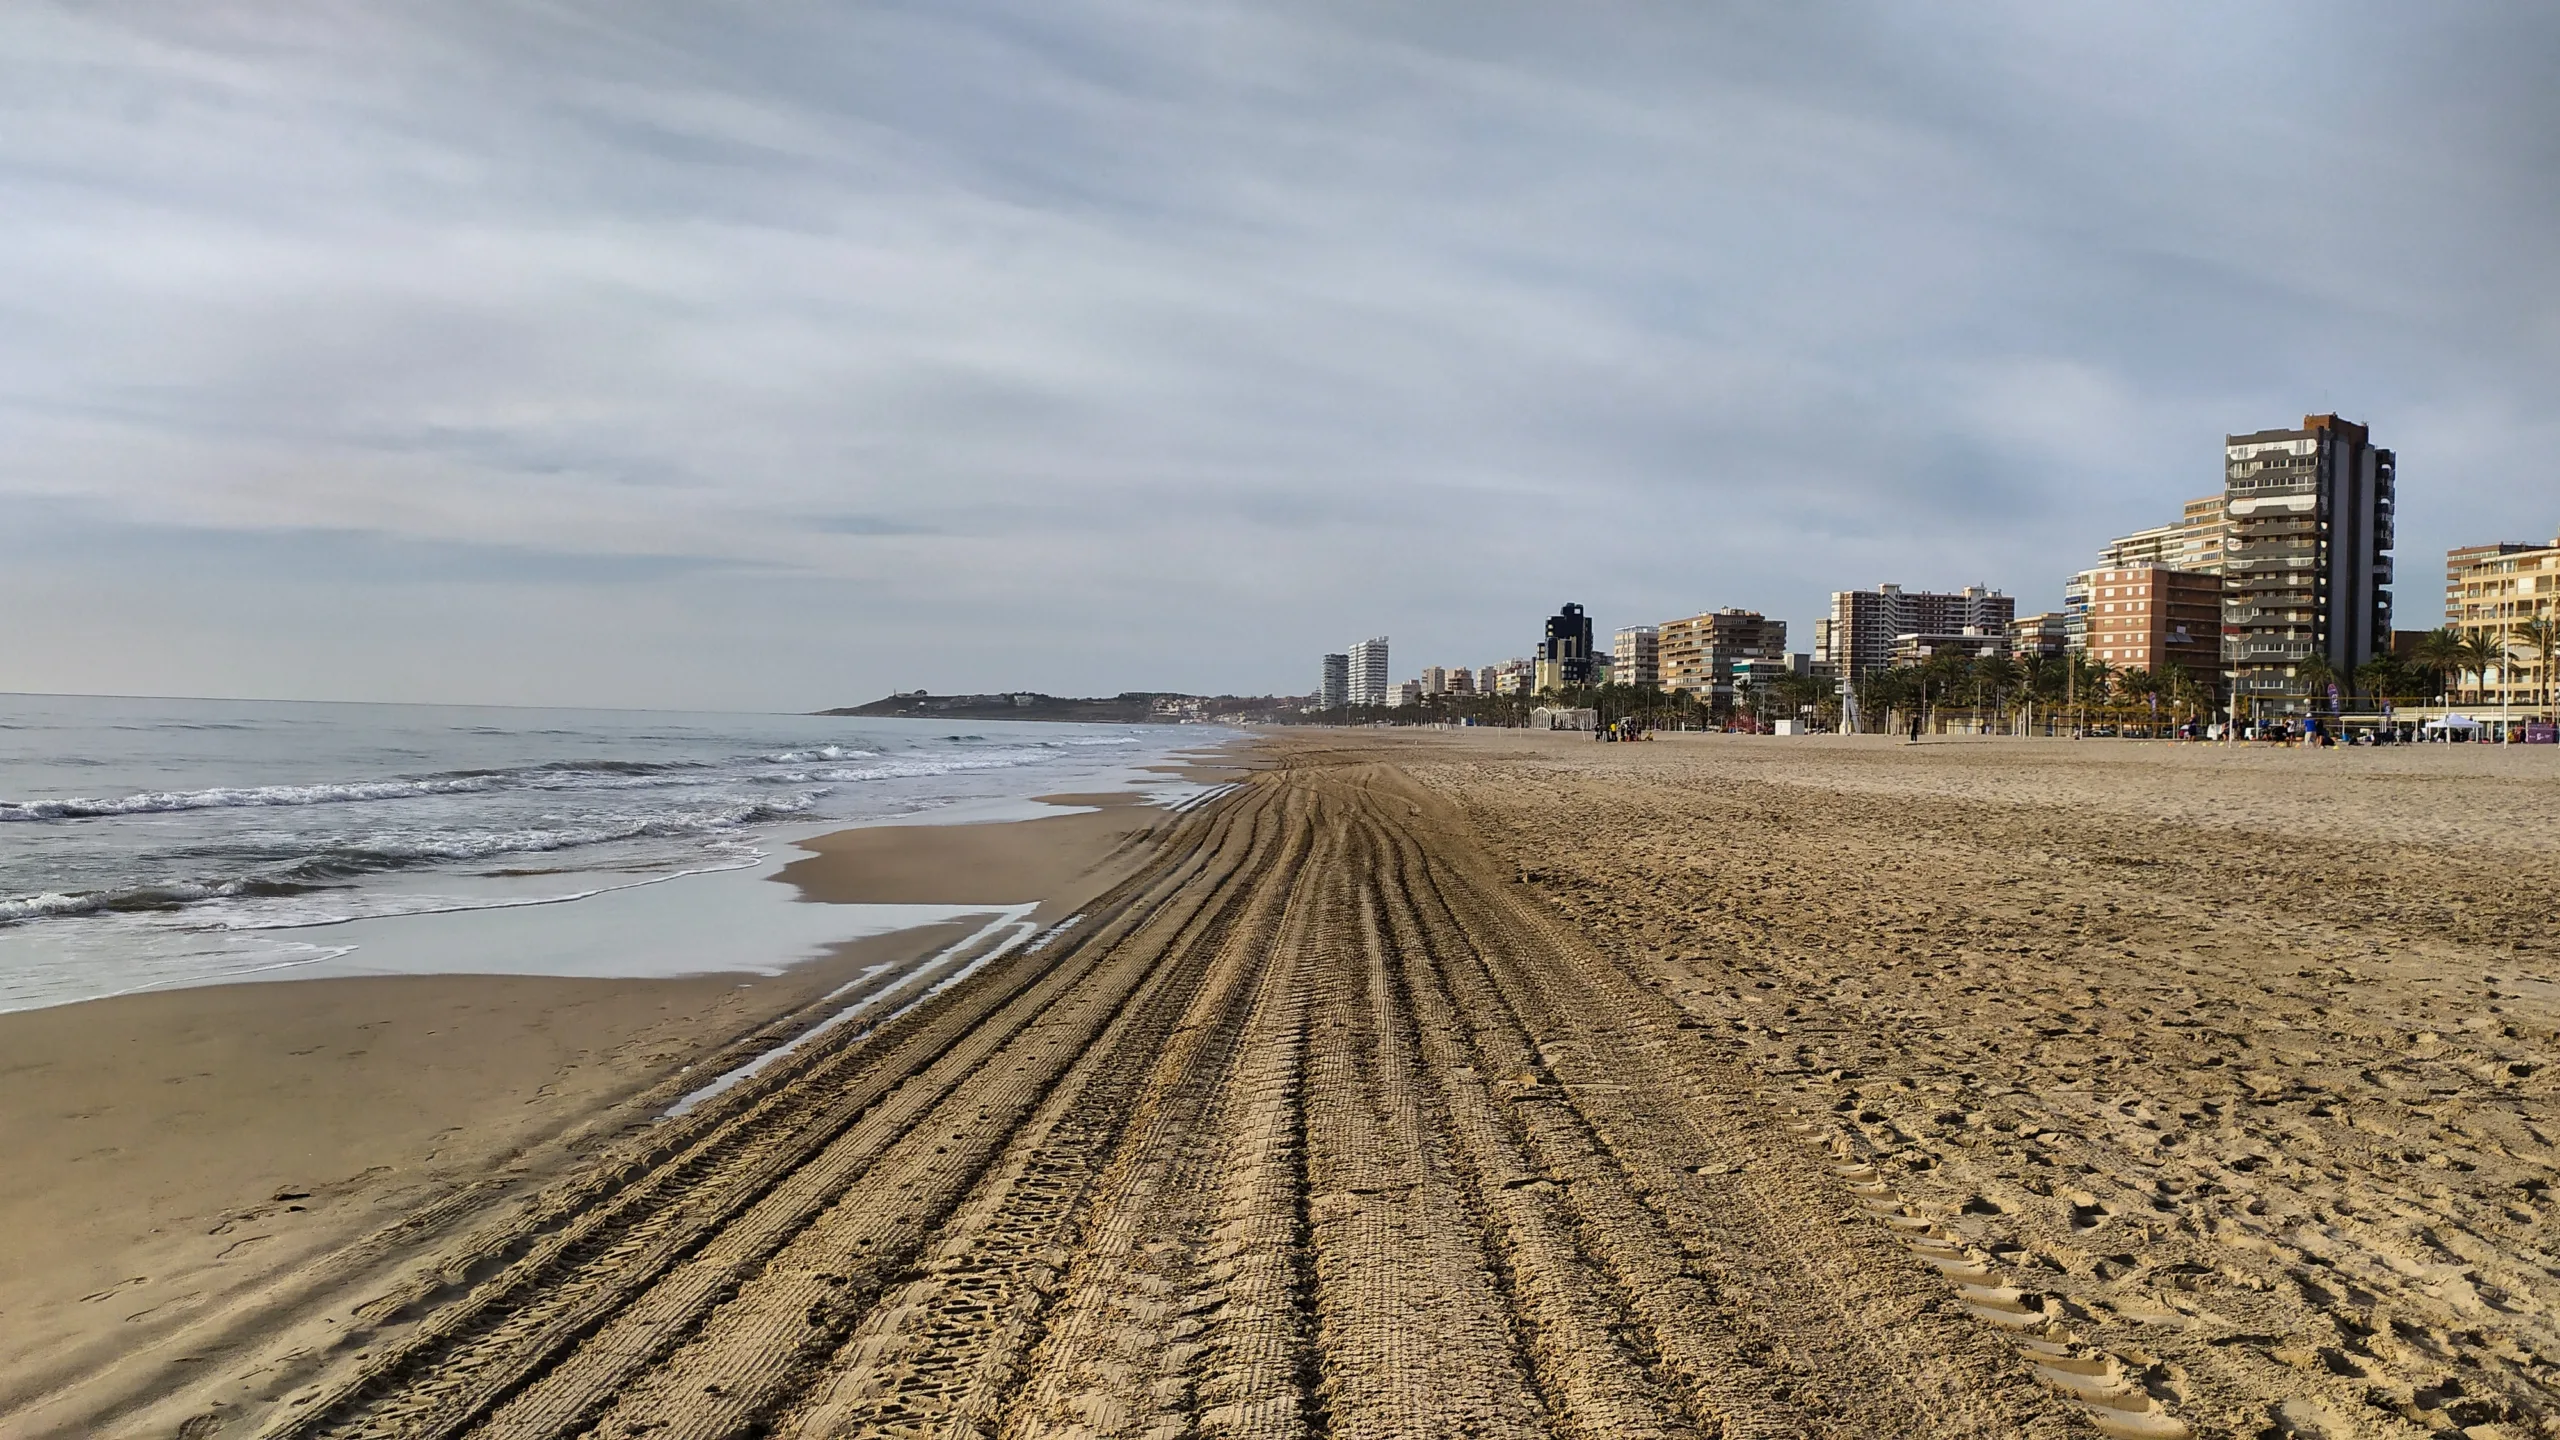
[1907,712,1923,745]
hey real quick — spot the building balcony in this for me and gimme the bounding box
[2230,641,2314,660]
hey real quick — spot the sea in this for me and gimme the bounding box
[0,693,1227,1014]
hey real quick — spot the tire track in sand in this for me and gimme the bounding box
[264,785,1274,1440]
[774,783,1317,1439]
[211,749,2098,1440]
[998,782,1325,1440]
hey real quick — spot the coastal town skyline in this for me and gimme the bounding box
[1318,408,2555,735]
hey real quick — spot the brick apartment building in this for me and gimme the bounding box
[2085,565,2222,678]
[1658,609,1787,702]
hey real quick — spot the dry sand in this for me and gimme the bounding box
[13,732,2551,1440]
[1399,730,2560,1440]
[0,798,1166,1439]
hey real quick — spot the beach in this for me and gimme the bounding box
[6,731,2555,1439]
[0,784,1197,1438]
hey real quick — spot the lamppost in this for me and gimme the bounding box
[2502,610,2514,745]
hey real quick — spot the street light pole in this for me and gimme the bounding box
[2503,612,2514,745]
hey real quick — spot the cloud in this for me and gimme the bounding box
[0,499,748,585]
[1,1,2554,705]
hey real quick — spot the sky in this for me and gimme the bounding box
[4,2,2556,710]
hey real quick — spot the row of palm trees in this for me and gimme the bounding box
[1833,621,2560,735]
[1844,652,2213,736]
[2394,621,2560,712]
[1309,617,2560,733]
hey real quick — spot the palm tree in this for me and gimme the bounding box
[2454,632,2502,707]
[1972,655,2020,732]
[2111,667,2158,736]
[2296,650,2339,704]
[2355,656,2405,709]
[2513,616,2560,718]
[2080,659,2116,735]
[2015,655,2052,735]
[2155,659,2200,735]
[2411,627,2466,704]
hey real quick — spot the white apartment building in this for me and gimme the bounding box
[1612,626,1660,687]
[1347,637,1390,707]
[1818,586,2012,679]
[1318,653,1349,709]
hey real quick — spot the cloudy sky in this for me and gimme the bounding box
[4,3,2555,709]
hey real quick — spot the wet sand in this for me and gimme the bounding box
[778,795,1157,909]
[0,799,1166,1438]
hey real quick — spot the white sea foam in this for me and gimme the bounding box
[219,853,766,932]
[1,697,1231,1007]
[0,775,502,821]
[0,892,103,922]
[803,753,1058,783]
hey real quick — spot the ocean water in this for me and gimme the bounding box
[0,694,1223,1012]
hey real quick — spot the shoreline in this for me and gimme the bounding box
[0,756,1234,1436]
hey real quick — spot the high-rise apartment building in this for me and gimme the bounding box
[1476,665,1500,696]
[1532,603,1596,693]
[1819,585,2014,679]
[1490,659,1535,695]
[1443,666,1475,695]
[1347,637,1390,708]
[2181,495,2231,572]
[2222,414,2395,714]
[2102,496,2229,574]
[2064,571,2094,653]
[1658,609,1787,701]
[2010,612,2070,661]
[1420,665,1448,695]
[1318,653,1349,709]
[2446,542,2539,626]
[1612,626,1660,688]
[1889,631,2008,666]
[2446,533,2560,708]
[2083,566,2222,677]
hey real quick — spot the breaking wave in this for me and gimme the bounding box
[2,776,502,821]
[0,796,813,928]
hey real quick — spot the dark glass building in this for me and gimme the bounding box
[1539,603,1596,687]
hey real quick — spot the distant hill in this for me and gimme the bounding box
[814,691,1223,722]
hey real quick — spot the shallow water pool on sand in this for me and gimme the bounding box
[0,823,1027,1011]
